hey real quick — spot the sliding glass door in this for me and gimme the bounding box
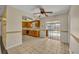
[46,22,60,40]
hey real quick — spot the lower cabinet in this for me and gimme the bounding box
[22,30,40,37]
[33,30,40,37]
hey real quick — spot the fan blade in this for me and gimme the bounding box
[33,13,41,14]
[45,13,48,17]
[45,12,53,13]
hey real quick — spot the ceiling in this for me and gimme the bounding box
[0,5,70,20]
[11,5,70,19]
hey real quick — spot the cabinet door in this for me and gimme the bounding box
[34,31,40,37]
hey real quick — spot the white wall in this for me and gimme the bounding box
[70,6,79,53]
[6,6,22,49]
[59,14,69,43]
[6,6,30,49]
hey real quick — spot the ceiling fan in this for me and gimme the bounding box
[33,5,53,17]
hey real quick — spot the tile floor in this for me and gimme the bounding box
[7,35,69,54]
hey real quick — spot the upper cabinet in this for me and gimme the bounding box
[35,20,40,28]
[22,22,32,28]
[22,20,40,28]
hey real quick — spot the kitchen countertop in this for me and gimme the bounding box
[22,28,47,31]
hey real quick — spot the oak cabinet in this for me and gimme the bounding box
[35,20,40,28]
[22,30,40,37]
[22,22,32,28]
[22,20,40,37]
